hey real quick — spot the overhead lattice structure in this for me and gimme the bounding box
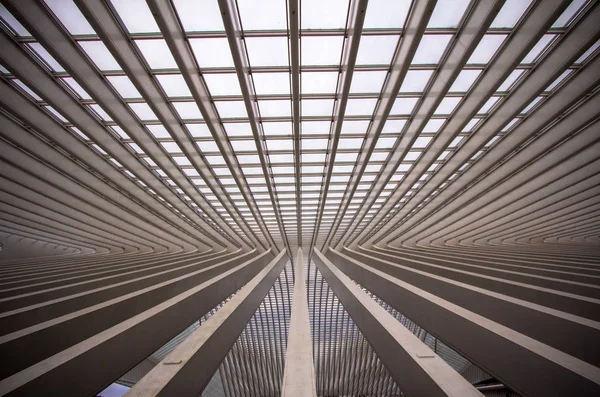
[0,0,599,396]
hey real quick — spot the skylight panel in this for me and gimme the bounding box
[427,0,470,28]
[338,138,363,150]
[301,36,344,66]
[267,139,293,152]
[448,136,463,149]
[173,156,192,166]
[448,69,481,92]
[381,119,406,134]
[259,100,291,117]
[497,70,525,91]
[340,120,370,135]
[79,41,121,71]
[0,4,30,36]
[197,141,220,152]
[433,97,461,115]
[390,97,419,116]
[203,73,243,96]
[302,121,331,135]
[335,152,358,162]
[245,37,289,67]
[575,39,600,64]
[129,103,158,120]
[399,70,433,93]
[521,96,543,113]
[135,39,178,69]
[61,77,91,99]
[45,106,69,122]
[156,74,192,97]
[107,76,142,99]
[413,136,433,149]
[423,119,445,133]
[544,69,573,91]
[404,151,421,161]
[0,64,8,74]
[146,124,171,138]
[302,99,334,117]
[363,0,411,29]
[223,122,252,137]
[521,34,556,63]
[189,38,234,68]
[238,0,286,30]
[301,0,349,29]
[552,0,586,27]
[13,80,42,101]
[374,137,396,149]
[205,155,226,165]
[302,72,338,95]
[89,104,112,121]
[355,35,399,65]
[303,153,327,163]
[253,73,290,96]
[349,71,387,94]
[396,163,412,172]
[44,0,95,35]
[478,96,500,114]
[412,35,452,65]
[462,118,481,132]
[186,123,212,137]
[303,139,329,150]
[262,121,293,135]
[111,126,130,139]
[172,0,224,31]
[110,0,159,33]
[490,0,534,28]
[468,35,507,64]
[231,139,257,152]
[27,43,65,72]
[345,98,378,116]
[172,102,203,119]
[270,153,294,163]
[215,101,249,119]
[129,143,144,154]
[161,141,182,153]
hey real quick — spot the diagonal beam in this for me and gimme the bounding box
[123,250,287,397]
[281,248,316,396]
[218,0,293,256]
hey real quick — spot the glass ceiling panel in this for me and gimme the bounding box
[434,97,462,115]
[349,71,387,94]
[302,120,331,135]
[172,0,224,31]
[260,100,291,118]
[135,39,179,69]
[521,34,556,64]
[262,121,293,135]
[107,75,142,99]
[363,0,411,29]
[110,0,159,33]
[129,103,158,120]
[302,99,334,117]
[62,77,91,99]
[497,70,525,91]
[553,0,587,27]
[89,104,112,121]
[186,124,211,137]
[147,124,171,138]
[468,35,507,64]
[399,70,433,93]
[215,101,249,119]
[345,98,378,116]
[301,0,349,29]
[427,0,470,28]
[44,0,95,35]
[302,72,338,95]
[79,41,122,71]
[245,37,289,67]
[172,102,204,119]
[341,120,370,135]
[238,0,287,30]
[253,73,291,96]
[190,38,235,68]
[355,35,399,65]
[156,74,192,97]
[490,0,534,28]
[28,43,65,72]
[448,70,481,92]
[412,35,453,65]
[390,97,419,116]
[203,73,243,96]
[0,4,30,36]
[301,36,344,66]
[13,79,41,100]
